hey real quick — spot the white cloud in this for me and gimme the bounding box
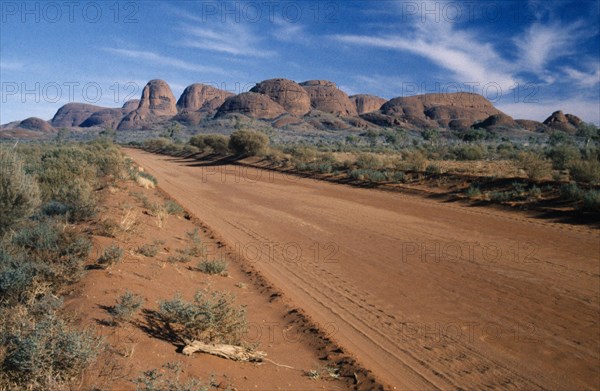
[102,48,225,74]
[514,21,586,73]
[562,65,600,88]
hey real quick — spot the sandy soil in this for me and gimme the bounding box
[125,149,600,390]
[63,176,352,390]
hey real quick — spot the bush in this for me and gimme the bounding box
[453,145,486,161]
[547,145,580,170]
[568,159,600,184]
[158,290,247,344]
[97,244,124,268]
[110,290,144,322]
[189,134,230,154]
[517,152,552,181]
[0,148,41,232]
[405,150,427,171]
[164,200,184,216]
[489,191,512,203]
[466,185,481,198]
[136,240,163,257]
[560,183,583,201]
[138,171,158,186]
[355,153,382,170]
[229,130,269,156]
[582,190,600,213]
[425,163,441,174]
[197,259,228,275]
[1,312,101,390]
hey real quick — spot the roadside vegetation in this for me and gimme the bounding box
[132,122,600,214]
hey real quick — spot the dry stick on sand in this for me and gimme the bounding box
[182,340,295,369]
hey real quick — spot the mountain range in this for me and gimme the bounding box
[1,78,584,137]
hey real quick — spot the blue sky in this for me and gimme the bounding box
[1,0,599,125]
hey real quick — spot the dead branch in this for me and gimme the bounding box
[182,340,267,362]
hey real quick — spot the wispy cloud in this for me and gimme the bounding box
[0,61,24,71]
[562,64,600,88]
[514,21,587,73]
[332,25,518,91]
[102,48,225,74]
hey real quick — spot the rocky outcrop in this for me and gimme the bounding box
[215,92,287,119]
[300,80,357,116]
[51,103,106,127]
[177,84,233,112]
[379,93,502,129]
[474,113,518,130]
[515,119,548,133]
[250,79,311,116]
[543,111,582,133]
[122,99,140,111]
[118,80,177,130]
[350,94,387,115]
[18,117,54,132]
[79,99,140,129]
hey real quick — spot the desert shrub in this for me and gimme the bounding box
[289,146,318,163]
[453,145,486,161]
[489,191,512,203]
[355,153,382,170]
[167,253,191,263]
[547,145,580,170]
[197,259,228,275]
[568,159,600,184]
[55,178,97,221]
[0,148,41,232]
[425,163,441,174]
[164,200,185,216]
[528,185,542,199]
[405,150,428,171]
[189,134,230,154]
[560,182,583,201]
[392,171,405,182]
[158,290,247,345]
[228,130,269,156]
[138,171,158,186]
[41,201,69,217]
[97,244,124,268]
[0,255,39,305]
[143,138,173,152]
[466,185,481,198]
[134,363,209,391]
[349,169,386,182]
[516,152,552,181]
[0,312,101,390]
[182,144,201,156]
[582,190,600,212]
[110,290,144,322]
[460,128,488,142]
[136,240,164,257]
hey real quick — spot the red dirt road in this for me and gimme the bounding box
[126,149,600,390]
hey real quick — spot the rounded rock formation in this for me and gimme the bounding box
[250,79,311,116]
[18,117,54,132]
[543,111,582,133]
[137,79,177,116]
[350,94,387,115]
[177,84,233,112]
[300,80,357,116]
[215,92,287,119]
[50,103,106,127]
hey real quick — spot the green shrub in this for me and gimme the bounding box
[547,145,580,170]
[167,253,191,263]
[560,183,583,201]
[158,290,247,344]
[528,185,542,199]
[228,130,269,156]
[1,312,101,390]
[355,153,382,170]
[425,163,441,174]
[197,259,228,275]
[489,191,512,203]
[568,159,600,184]
[189,134,230,154]
[517,152,552,181]
[138,171,158,185]
[466,185,481,198]
[582,190,600,213]
[97,244,124,268]
[405,150,428,171]
[110,290,144,322]
[392,171,405,182]
[453,145,486,161]
[142,138,173,152]
[164,200,184,216]
[0,148,41,232]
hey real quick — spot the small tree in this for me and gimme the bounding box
[228,130,269,157]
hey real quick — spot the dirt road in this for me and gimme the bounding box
[126,149,599,390]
